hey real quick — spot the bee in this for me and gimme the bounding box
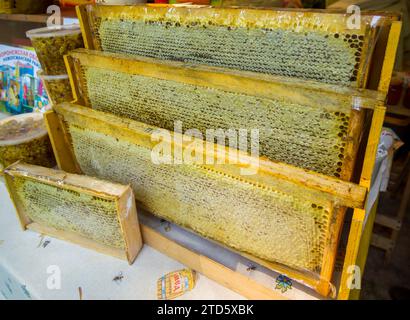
[246,265,256,272]
[160,219,171,232]
[42,240,51,248]
[113,272,124,283]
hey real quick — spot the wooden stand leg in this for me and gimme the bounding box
[385,166,410,261]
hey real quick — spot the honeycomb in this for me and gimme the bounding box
[12,176,125,249]
[66,123,336,273]
[82,65,351,178]
[88,7,371,86]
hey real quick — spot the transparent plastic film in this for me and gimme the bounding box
[52,103,366,295]
[66,49,383,181]
[79,4,390,87]
[3,162,133,252]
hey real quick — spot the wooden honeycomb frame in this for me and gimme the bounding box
[4,162,143,264]
[76,4,400,89]
[45,102,371,297]
[64,48,386,182]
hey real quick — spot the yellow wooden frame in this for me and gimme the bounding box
[66,49,384,110]
[337,21,402,300]
[45,102,371,297]
[76,4,398,89]
[4,162,143,264]
[64,48,386,184]
[338,105,387,299]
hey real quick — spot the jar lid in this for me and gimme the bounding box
[0,113,48,146]
[38,71,69,81]
[26,24,81,39]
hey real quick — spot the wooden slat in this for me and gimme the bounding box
[44,110,81,174]
[359,106,387,190]
[349,197,380,300]
[75,5,93,51]
[3,169,32,230]
[371,234,394,251]
[116,188,143,264]
[341,109,366,181]
[317,206,347,297]
[375,214,402,231]
[338,106,386,300]
[5,162,128,198]
[378,21,403,93]
[338,208,366,300]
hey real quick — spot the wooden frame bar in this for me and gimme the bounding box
[3,162,143,264]
[377,21,403,93]
[338,105,386,300]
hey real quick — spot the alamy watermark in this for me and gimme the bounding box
[347,5,361,30]
[46,5,63,27]
[346,265,362,290]
[150,121,260,176]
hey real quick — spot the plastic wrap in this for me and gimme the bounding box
[3,162,141,264]
[0,113,56,171]
[78,4,389,87]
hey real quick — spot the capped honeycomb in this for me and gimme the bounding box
[80,65,353,179]
[11,176,125,249]
[65,123,335,273]
[81,6,379,86]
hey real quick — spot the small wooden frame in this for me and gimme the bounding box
[3,162,143,264]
